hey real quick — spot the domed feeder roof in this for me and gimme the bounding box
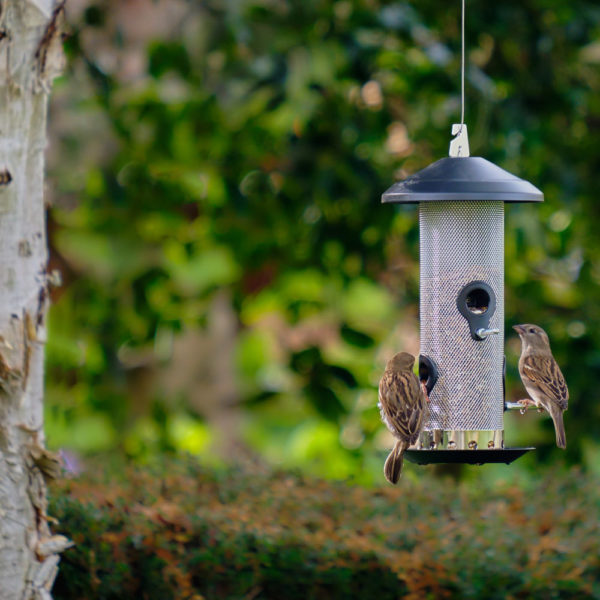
[382,157,543,204]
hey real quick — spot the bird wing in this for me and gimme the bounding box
[522,355,569,410]
[379,371,427,444]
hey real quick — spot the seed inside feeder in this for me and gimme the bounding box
[466,288,490,314]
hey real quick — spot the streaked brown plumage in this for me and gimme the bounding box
[378,352,427,484]
[513,324,569,449]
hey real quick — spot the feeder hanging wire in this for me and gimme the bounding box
[460,0,465,130]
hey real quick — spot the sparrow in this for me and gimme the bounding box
[378,352,428,484]
[513,324,569,449]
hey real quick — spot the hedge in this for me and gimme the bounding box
[49,460,600,599]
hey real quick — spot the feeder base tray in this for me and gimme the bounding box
[404,448,535,465]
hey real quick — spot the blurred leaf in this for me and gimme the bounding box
[340,324,375,348]
[165,246,241,295]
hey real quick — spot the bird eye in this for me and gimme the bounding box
[529,328,536,334]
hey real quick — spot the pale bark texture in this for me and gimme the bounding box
[0,1,71,599]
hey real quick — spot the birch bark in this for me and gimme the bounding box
[0,1,70,598]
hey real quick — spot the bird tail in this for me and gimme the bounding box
[549,407,567,449]
[384,440,407,484]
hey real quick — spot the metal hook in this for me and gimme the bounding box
[449,123,470,157]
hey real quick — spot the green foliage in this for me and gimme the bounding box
[51,461,600,599]
[45,1,600,468]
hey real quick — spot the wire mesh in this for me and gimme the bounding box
[419,201,504,431]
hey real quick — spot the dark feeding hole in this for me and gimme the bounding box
[465,288,490,314]
[456,281,497,341]
[419,355,438,395]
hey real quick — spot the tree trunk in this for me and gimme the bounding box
[0,1,70,598]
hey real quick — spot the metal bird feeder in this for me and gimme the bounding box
[379,0,544,465]
[381,125,542,464]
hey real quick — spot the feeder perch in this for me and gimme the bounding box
[382,125,542,465]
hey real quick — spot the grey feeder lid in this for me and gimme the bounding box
[382,157,544,204]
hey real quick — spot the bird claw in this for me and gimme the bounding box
[421,381,430,403]
[518,398,535,406]
[518,398,535,414]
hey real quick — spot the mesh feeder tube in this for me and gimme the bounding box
[381,149,543,465]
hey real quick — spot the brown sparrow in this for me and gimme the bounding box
[513,324,569,449]
[378,352,428,484]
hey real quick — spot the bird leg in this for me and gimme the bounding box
[421,381,430,403]
[518,398,535,407]
[517,398,536,415]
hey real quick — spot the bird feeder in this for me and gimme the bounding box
[382,125,543,464]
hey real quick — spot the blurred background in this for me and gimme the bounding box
[44,0,600,483]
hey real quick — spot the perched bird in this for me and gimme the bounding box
[513,324,569,449]
[378,352,428,484]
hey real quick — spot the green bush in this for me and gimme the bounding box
[45,0,600,469]
[50,460,600,599]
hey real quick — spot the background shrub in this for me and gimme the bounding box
[51,460,600,599]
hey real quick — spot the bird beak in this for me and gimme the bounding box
[512,324,525,335]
